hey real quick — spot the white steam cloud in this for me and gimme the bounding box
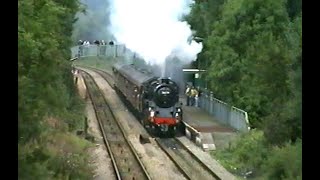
[108,0,202,73]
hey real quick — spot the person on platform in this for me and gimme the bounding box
[190,86,199,106]
[185,85,191,106]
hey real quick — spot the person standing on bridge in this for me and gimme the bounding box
[83,40,90,56]
[100,40,106,56]
[78,40,83,58]
[94,40,100,56]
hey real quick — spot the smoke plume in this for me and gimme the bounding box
[72,0,113,42]
[108,0,203,75]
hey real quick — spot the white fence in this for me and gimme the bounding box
[71,44,137,59]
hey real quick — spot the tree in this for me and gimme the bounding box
[19,0,93,178]
[263,14,302,144]
[186,0,301,144]
[187,0,302,178]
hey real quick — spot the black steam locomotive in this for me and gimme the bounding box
[112,63,183,136]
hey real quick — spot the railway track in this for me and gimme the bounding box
[77,65,114,88]
[81,70,151,180]
[79,67,223,180]
[155,138,220,180]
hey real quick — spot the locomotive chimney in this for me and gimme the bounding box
[160,78,169,84]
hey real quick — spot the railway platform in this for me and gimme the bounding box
[179,96,239,151]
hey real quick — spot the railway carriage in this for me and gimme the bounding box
[112,63,183,136]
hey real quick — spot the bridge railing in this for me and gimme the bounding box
[71,45,250,132]
[71,44,137,59]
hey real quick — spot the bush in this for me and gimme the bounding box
[19,0,95,178]
[19,131,94,180]
[212,131,302,179]
[212,130,269,177]
[45,132,94,179]
[262,139,302,180]
[19,143,54,180]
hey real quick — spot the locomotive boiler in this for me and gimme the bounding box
[112,62,183,136]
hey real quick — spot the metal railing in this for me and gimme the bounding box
[71,44,137,59]
[199,90,250,132]
[70,45,250,132]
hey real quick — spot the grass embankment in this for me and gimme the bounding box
[19,84,95,179]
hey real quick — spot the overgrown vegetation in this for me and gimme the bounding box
[213,130,302,179]
[186,0,301,179]
[18,0,93,179]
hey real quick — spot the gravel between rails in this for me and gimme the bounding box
[82,71,150,180]
[79,67,187,180]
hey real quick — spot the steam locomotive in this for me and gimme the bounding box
[112,63,183,136]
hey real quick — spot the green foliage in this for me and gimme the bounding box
[262,139,302,180]
[186,0,225,39]
[286,0,302,20]
[187,0,302,145]
[184,0,226,75]
[206,0,292,123]
[262,14,301,144]
[60,92,86,131]
[213,130,268,177]
[19,0,94,178]
[213,131,302,179]
[19,0,81,139]
[188,1,301,178]
[19,132,93,180]
[44,132,93,179]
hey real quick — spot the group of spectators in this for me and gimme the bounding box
[185,85,201,107]
[77,40,115,57]
[77,40,114,46]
